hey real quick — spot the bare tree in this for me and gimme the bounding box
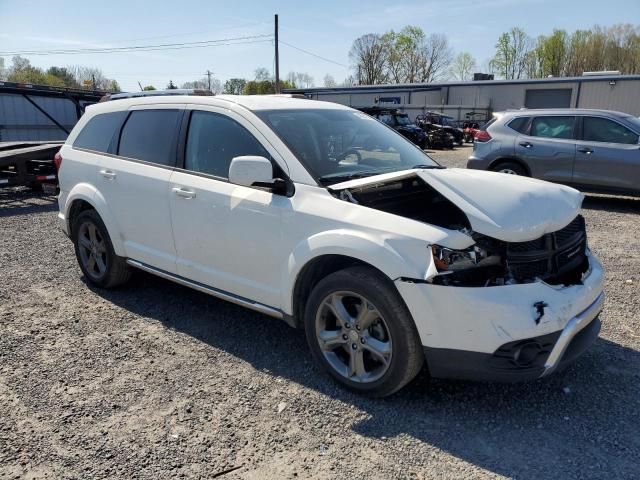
[181,77,222,93]
[254,67,272,81]
[418,34,454,82]
[449,52,477,80]
[349,33,388,85]
[323,74,337,87]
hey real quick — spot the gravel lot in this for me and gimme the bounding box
[1,144,639,479]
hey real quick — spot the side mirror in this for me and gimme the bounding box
[229,156,274,187]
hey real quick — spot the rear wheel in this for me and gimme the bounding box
[492,161,527,176]
[304,266,424,397]
[72,209,131,288]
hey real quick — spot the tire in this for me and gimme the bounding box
[491,161,527,176]
[72,209,131,288]
[304,266,424,397]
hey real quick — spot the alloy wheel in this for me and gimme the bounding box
[77,221,108,280]
[315,291,392,383]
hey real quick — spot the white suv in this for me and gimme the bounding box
[57,92,604,396]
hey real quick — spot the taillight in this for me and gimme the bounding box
[474,130,492,142]
[54,151,62,170]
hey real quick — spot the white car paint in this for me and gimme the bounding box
[58,94,604,372]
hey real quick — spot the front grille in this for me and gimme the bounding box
[506,215,587,283]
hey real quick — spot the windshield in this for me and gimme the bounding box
[395,114,412,126]
[256,109,439,185]
[624,115,640,133]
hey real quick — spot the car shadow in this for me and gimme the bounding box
[0,188,57,218]
[582,193,640,214]
[91,270,640,479]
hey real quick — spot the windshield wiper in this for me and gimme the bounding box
[318,171,379,185]
[411,164,445,169]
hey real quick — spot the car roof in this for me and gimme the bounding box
[87,94,351,115]
[498,108,632,118]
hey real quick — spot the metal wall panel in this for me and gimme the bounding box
[578,80,640,115]
[0,93,77,141]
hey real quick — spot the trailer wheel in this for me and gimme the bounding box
[72,209,131,288]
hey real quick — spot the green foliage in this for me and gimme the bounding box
[167,80,177,89]
[223,78,247,95]
[142,85,156,91]
[242,79,295,95]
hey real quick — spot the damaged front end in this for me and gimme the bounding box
[330,170,589,288]
[430,215,590,287]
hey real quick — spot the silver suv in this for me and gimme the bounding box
[467,109,640,196]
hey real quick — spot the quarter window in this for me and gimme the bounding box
[530,116,575,140]
[118,110,181,166]
[507,117,530,134]
[185,111,270,178]
[73,111,126,153]
[582,117,639,145]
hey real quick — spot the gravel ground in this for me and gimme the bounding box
[1,144,639,479]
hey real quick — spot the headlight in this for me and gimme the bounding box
[431,244,491,273]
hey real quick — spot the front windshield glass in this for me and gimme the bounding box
[256,109,439,185]
[395,114,412,126]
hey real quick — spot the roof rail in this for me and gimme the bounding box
[102,89,214,102]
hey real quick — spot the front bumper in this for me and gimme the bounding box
[395,252,604,381]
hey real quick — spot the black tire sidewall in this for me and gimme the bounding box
[303,267,422,396]
[72,210,116,288]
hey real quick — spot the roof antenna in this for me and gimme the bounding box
[138,81,144,91]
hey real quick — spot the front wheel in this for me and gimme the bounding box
[72,209,131,288]
[304,266,424,397]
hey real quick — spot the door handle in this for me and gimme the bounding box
[577,147,593,154]
[172,187,196,199]
[99,169,116,179]
[519,142,532,148]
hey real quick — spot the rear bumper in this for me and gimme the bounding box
[423,293,603,382]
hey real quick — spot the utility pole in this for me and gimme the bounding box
[91,74,96,90]
[274,14,280,93]
[205,70,213,92]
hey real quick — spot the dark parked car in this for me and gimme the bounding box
[467,108,640,196]
[358,107,427,148]
[415,112,465,146]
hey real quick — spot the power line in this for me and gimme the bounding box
[0,34,273,56]
[279,40,348,68]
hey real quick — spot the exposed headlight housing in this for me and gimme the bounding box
[431,244,494,273]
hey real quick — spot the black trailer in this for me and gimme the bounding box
[0,81,106,189]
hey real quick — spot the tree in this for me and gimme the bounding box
[7,56,64,87]
[419,33,454,82]
[108,80,121,92]
[323,74,337,87]
[349,33,388,85]
[46,67,78,88]
[181,77,222,93]
[0,57,5,80]
[142,85,156,91]
[490,27,532,79]
[67,65,113,90]
[223,78,247,95]
[449,52,477,81]
[243,79,295,95]
[167,80,178,89]
[254,67,271,81]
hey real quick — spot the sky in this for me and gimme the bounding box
[1,0,639,91]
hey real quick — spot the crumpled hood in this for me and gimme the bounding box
[330,168,583,242]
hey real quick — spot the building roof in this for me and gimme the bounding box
[283,74,640,95]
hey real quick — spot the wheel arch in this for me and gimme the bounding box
[64,183,125,256]
[283,231,422,328]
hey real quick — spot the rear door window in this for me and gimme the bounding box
[530,116,575,140]
[184,110,270,178]
[582,117,639,145]
[118,110,181,166]
[73,111,127,153]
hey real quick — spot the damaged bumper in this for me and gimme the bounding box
[395,252,604,382]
